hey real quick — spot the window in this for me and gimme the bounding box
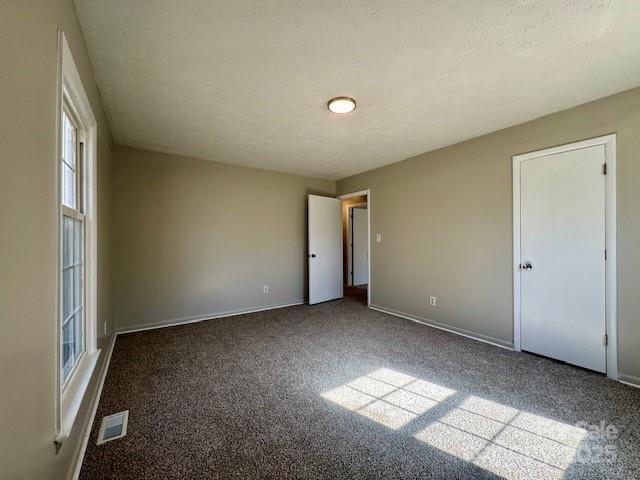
[60,103,86,384]
[56,31,100,445]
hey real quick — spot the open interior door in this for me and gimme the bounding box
[308,195,343,305]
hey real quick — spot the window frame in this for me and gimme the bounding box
[60,97,87,388]
[55,30,100,446]
[61,101,84,213]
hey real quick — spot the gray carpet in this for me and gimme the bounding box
[80,288,640,479]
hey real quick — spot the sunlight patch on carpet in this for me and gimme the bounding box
[415,396,588,479]
[322,368,588,480]
[321,368,454,430]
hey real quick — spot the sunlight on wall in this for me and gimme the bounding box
[321,368,588,480]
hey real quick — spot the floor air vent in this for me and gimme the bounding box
[97,410,129,445]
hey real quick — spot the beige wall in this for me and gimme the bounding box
[113,147,335,331]
[0,1,113,479]
[337,87,640,382]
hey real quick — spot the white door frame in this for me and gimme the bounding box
[512,134,617,379]
[338,190,371,306]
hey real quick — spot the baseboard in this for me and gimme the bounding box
[67,333,117,480]
[369,304,513,351]
[618,374,640,388]
[116,301,305,334]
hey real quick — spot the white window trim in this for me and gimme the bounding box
[512,134,617,381]
[55,30,100,446]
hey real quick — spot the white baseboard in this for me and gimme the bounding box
[618,374,640,388]
[369,304,513,351]
[67,333,117,480]
[116,301,305,335]
[369,305,640,388]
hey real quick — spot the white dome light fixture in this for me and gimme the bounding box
[327,96,356,114]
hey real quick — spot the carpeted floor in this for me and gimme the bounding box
[80,288,640,479]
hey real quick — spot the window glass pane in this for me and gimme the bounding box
[73,265,83,312]
[62,317,76,380]
[61,215,85,384]
[75,307,84,355]
[63,217,73,268]
[63,163,76,208]
[74,219,83,263]
[63,267,73,320]
[64,112,76,168]
[63,112,69,162]
[62,309,85,383]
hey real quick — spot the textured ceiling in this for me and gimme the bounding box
[74,1,640,180]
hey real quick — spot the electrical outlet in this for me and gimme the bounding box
[429,296,437,306]
[376,233,382,243]
[263,285,269,294]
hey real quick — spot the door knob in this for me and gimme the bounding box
[519,262,533,270]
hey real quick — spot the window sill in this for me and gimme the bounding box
[56,349,101,448]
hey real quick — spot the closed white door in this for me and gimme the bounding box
[308,195,343,305]
[520,145,606,372]
[352,207,369,285]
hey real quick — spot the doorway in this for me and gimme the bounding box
[306,191,371,306]
[350,206,368,286]
[340,191,370,305]
[512,135,617,378]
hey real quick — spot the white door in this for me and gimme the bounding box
[352,207,369,285]
[520,145,606,372]
[308,195,343,305]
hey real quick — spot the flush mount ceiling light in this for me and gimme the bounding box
[327,96,356,114]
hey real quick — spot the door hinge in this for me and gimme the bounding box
[603,334,608,346]
[603,163,607,175]
[605,249,607,260]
